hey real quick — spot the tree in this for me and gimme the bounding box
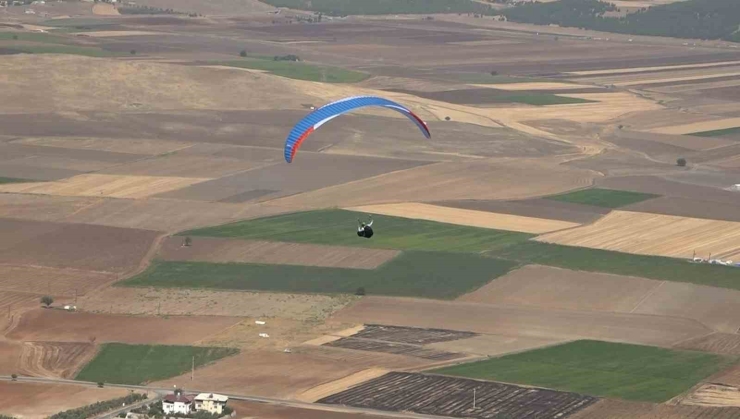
[12,35,18,40]
[98,382,105,388]
[239,50,247,57]
[41,296,53,307]
[184,236,192,247]
[355,287,366,296]
[490,70,498,76]
[129,49,136,55]
[677,157,687,167]
[445,116,451,121]
[11,374,17,381]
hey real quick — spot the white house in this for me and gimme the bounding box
[162,392,194,415]
[194,393,229,414]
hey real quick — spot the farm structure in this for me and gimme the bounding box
[318,372,598,419]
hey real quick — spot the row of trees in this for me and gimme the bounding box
[49,393,147,419]
[128,402,232,419]
[501,0,740,42]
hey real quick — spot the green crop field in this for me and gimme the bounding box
[690,126,740,138]
[493,241,740,290]
[121,251,517,299]
[217,59,368,83]
[442,73,551,85]
[0,31,72,44]
[497,93,593,106]
[180,210,532,253]
[4,44,116,57]
[260,0,492,15]
[75,343,238,385]
[545,188,659,208]
[432,340,735,402]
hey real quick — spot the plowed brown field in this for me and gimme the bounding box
[151,346,429,399]
[19,342,95,378]
[572,399,740,419]
[15,137,194,156]
[158,237,399,269]
[0,265,116,296]
[677,333,740,356]
[7,309,242,345]
[536,211,740,260]
[0,381,129,419]
[0,341,22,375]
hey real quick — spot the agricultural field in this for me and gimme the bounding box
[0,381,129,419]
[214,59,369,83]
[318,371,598,419]
[75,343,238,385]
[181,209,533,253]
[432,340,735,402]
[545,188,659,208]
[122,251,518,299]
[18,342,95,379]
[691,127,740,137]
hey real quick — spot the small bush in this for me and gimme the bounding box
[355,287,366,296]
[41,295,53,307]
[98,382,104,388]
[11,374,17,381]
[445,116,451,121]
[130,49,136,55]
[677,158,687,167]
[239,50,247,57]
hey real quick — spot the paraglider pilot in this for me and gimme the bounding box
[357,215,374,239]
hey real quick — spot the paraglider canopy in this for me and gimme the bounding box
[283,96,431,163]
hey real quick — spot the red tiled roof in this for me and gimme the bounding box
[163,394,194,403]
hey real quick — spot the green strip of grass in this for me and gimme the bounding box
[121,251,518,299]
[216,59,369,83]
[75,343,238,385]
[180,210,533,253]
[0,31,71,44]
[443,73,551,84]
[494,241,740,290]
[545,188,659,208]
[0,177,33,184]
[7,44,116,57]
[432,340,735,402]
[690,126,740,138]
[498,93,593,106]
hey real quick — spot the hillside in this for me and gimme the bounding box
[259,0,492,15]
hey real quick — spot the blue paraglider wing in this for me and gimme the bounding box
[284,96,431,163]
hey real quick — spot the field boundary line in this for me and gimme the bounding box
[670,331,719,350]
[629,280,665,314]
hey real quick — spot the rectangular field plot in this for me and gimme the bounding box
[545,188,658,208]
[181,209,533,253]
[325,338,465,361]
[317,371,598,419]
[535,211,740,260]
[0,174,211,198]
[122,252,518,300]
[432,340,734,403]
[353,324,478,345]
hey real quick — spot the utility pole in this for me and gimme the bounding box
[74,288,77,305]
[191,356,194,381]
[157,302,161,316]
[473,388,476,409]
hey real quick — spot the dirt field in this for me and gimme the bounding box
[427,334,567,357]
[0,218,158,274]
[157,236,400,269]
[318,372,598,419]
[571,398,740,419]
[346,203,580,234]
[679,383,740,408]
[0,341,22,376]
[566,60,740,76]
[647,117,740,135]
[7,309,242,345]
[0,266,116,298]
[100,154,263,179]
[92,3,120,15]
[676,333,740,356]
[0,291,45,313]
[331,297,711,347]
[15,137,194,156]
[459,265,660,312]
[80,287,354,319]
[271,160,595,209]
[151,346,430,399]
[0,174,212,199]
[228,399,403,419]
[0,381,130,419]
[536,210,740,260]
[436,198,609,224]
[19,341,95,378]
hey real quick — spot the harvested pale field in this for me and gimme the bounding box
[0,174,212,199]
[582,69,740,87]
[634,283,740,333]
[679,384,740,408]
[427,334,567,357]
[436,198,609,224]
[566,60,740,76]
[475,82,587,91]
[7,309,242,345]
[227,399,402,419]
[0,381,129,419]
[81,287,354,319]
[712,364,740,387]
[0,55,315,114]
[647,117,740,135]
[92,2,119,15]
[19,342,95,379]
[331,297,711,347]
[101,155,262,179]
[0,265,116,296]
[536,211,740,260]
[151,346,430,399]
[157,236,400,269]
[0,194,100,223]
[650,79,740,94]
[1,155,119,173]
[571,398,740,419]
[0,291,43,312]
[345,203,580,234]
[293,368,390,402]
[0,341,22,375]
[611,130,734,152]
[271,160,595,209]
[15,137,194,156]
[459,265,660,312]
[676,333,740,356]
[0,219,159,273]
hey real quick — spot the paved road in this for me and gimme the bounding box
[98,395,160,419]
[0,376,448,419]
